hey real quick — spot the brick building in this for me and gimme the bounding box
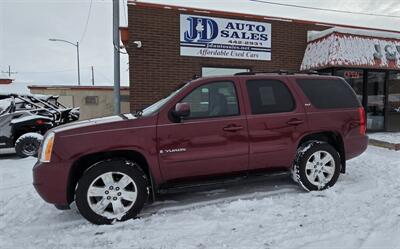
[0,74,13,85]
[125,2,400,131]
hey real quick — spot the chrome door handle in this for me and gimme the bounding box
[223,125,244,132]
[286,119,304,125]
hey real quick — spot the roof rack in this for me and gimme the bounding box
[234,70,294,76]
[192,74,200,79]
[234,70,329,76]
[301,70,319,74]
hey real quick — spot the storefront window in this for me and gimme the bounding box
[336,69,364,103]
[388,72,400,113]
[367,71,385,130]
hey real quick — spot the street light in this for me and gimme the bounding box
[49,38,81,86]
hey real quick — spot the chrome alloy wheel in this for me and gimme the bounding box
[87,172,138,219]
[305,150,335,188]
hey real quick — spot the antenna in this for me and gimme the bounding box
[1,65,18,77]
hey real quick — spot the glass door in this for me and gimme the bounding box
[366,71,386,130]
[387,71,400,131]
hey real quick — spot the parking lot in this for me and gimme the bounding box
[1,145,399,249]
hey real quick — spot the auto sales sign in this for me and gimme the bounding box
[180,14,272,61]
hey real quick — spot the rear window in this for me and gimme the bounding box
[297,78,360,109]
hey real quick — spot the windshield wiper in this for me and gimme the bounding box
[119,114,128,120]
[133,110,143,117]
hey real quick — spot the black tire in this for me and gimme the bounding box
[75,159,149,225]
[14,133,43,158]
[292,141,341,191]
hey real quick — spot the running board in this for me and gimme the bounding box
[158,170,290,195]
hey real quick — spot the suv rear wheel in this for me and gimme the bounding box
[75,159,149,225]
[292,141,340,191]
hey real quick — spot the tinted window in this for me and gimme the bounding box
[297,78,360,109]
[181,81,239,118]
[246,80,295,114]
[336,69,364,104]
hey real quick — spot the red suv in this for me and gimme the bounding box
[33,73,368,224]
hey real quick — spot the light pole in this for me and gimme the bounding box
[113,0,121,114]
[49,38,81,86]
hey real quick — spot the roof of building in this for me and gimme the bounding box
[308,27,400,42]
[0,73,12,80]
[128,1,400,34]
[301,30,400,71]
[28,85,130,91]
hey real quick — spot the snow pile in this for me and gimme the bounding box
[307,27,400,42]
[0,146,400,249]
[300,34,335,71]
[301,30,400,70]
[368,132,400,144]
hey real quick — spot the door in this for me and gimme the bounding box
[243,78,308,170]
[157,80,249,181]
[366,71,386,130]
[387,72,400,131]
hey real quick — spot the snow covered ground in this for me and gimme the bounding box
[368,132,400,144]
[0,146,399,249]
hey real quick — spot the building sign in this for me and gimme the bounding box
[180,14,271,61]
[344,70,363,79]
[373,44,400,61]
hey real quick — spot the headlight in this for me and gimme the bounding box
[40,132,55,163]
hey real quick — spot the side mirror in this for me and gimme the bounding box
[173,102,190,118]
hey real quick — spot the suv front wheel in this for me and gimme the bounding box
[75,159,149,225]
[292,141,341,191]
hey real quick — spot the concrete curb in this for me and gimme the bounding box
[369,139,400,151]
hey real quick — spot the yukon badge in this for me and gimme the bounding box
[160,148,187,154]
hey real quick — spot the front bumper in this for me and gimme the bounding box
[33,160,71,205]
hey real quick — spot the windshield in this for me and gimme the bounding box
[141,82,190,116]
[0,99,11,115]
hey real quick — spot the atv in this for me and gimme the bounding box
[0,94,79,158]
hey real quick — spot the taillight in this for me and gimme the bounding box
[36,119,44,125]
[358,107,366,135]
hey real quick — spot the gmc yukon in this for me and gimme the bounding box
[33,73,368,224]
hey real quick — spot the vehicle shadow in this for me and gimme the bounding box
[140,173,300,217]
[31,172,300,226]
[51,173,300,224]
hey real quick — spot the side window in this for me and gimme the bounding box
[181,81,239,118]
[246,79,295,114]
[297,78,360,109]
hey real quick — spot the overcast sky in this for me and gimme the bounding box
[0,0,399,87]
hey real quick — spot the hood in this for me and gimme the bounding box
[53,113,138,134]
